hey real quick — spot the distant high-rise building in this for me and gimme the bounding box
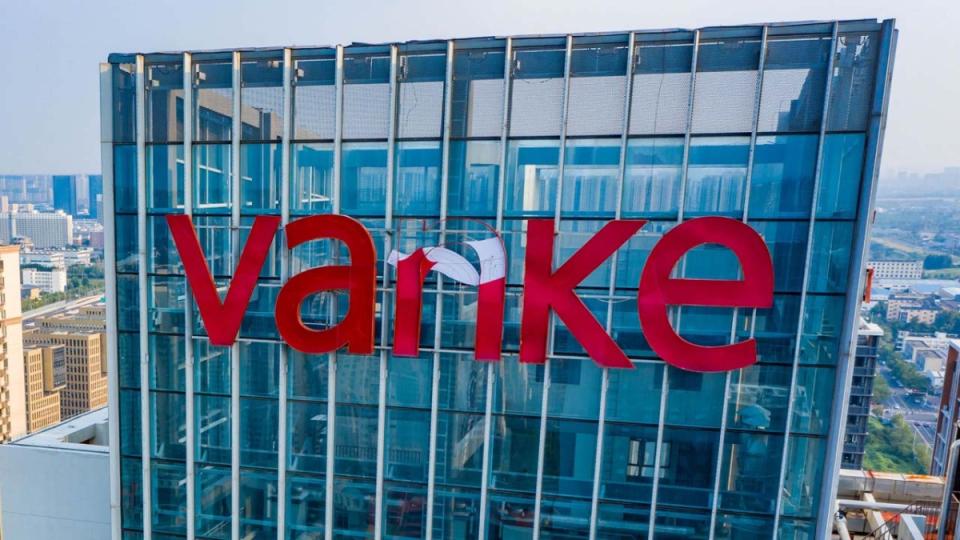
[0,245,25,444]
[88,175,103,221]
[52,175,78,217]
[841,319,884,469]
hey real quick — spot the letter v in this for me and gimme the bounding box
[166,214,280,346]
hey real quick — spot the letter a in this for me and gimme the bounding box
[275,215,377,354]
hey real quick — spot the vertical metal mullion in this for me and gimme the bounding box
[771,22,839,537]
[276,47,293,540]
[183,51,196,540]
[707,25,767,539]
[590,31,636,540]
[480,36,512,539]
[532,34,573,540]
[230,49,242,540]
[134,53,152,540]
[494,38,513,233]
[648,30,699,538]
[324,44,344,540]
[551,35,574,230]
[425,40,455,540]
[374,44,399,540]
[100,60,122,540]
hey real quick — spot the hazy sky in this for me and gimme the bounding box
[0,0,956,176]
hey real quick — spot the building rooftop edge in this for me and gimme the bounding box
[106,17,894,62]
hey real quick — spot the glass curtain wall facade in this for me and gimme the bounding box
[104,19,896,540]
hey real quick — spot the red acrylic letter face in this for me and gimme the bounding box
[167,214,280,347]
[638,217,774,372]
[520,219,647,368]
[274,214,377,355]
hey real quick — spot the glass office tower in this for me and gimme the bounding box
[103,19,897,540]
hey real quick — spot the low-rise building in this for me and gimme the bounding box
[886,292,939,323]
[868,259,925,280]
[22,345,65,433]
[23,307,107,421]
[0,408,109,540]
[842,319,884,470]
[20,264,66,293]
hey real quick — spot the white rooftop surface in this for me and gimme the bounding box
[0,408,110,540]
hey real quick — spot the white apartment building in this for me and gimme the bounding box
[868,259,924,280]
[21,266,66,294]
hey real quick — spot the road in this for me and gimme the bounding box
[877,364,938,448]
[22,293,103,321]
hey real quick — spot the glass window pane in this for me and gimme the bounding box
[152,461,187,535]
[197,395,231,465]
[490,415,541,492]
[287,475,325,538]
[539,496,593,538]
[622,138,683,218]
[748,135,818,219]
[146,144,185,213]
[758,36,831,132]
[341,143,388,216]
[332,478,376,538]
[150,392,187,461]
[726,363,790,432]
[750,221,808,293]
[692,38,761,134]
[503,140,560,217]
[194,60,233,142]
[547,358,603,420]
[113,63,137,143]
[629,41,693,135]
[433,488,481,539]
[779,435,826,518]
[197,466,231,538]
[146,62,184,142]
[343,52,391,140]
[116,214,139,274]
[239,341,280,397]
[600,423,658,503]
[288,400,327,472]
[451,48,505,138]
[336,354,381,405]
[509,46,566,137]
[293,53,336,140]
[657,427,720,509]
[799,295,845,366]
[492,357,544,415]
[447,140,501,217]
[665,367,725,428]
[567,42,628,136]
[807,222,854,293]
[817,134,865,219]
[289,351,329,401]
[596,501,651,538]
[394,141,441,216]
[385,408,431,481]
[195,337,231,395]
[291,143,334,215]
[240,398,278,467]
[435,411,485,487]
[561,139,619,217]
[193,143,232,214]
[718,431,783,513]
[541,419,598,498]
[335,405,379,478]
[684,136,749,217]
[827,32,878,132]
[438,353,487,413]
[397,52,446,139]
[240,143,281,213]
[239,472,278,538]
[240,57,284,141]
[791,367,836,435]
[382,482,428,538]
[114,144,138,213]
[745,294,801,365]
[606,363,662,425]
[487,491,535,537]
[149,334,185,391]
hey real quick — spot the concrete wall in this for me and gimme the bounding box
[0,444,109,540]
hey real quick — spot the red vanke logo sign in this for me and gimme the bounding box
[166,215,774,373]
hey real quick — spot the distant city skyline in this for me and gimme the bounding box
[0,0,957,176]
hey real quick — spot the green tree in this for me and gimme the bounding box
[923,254,953,270]
[863,416,930,473]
